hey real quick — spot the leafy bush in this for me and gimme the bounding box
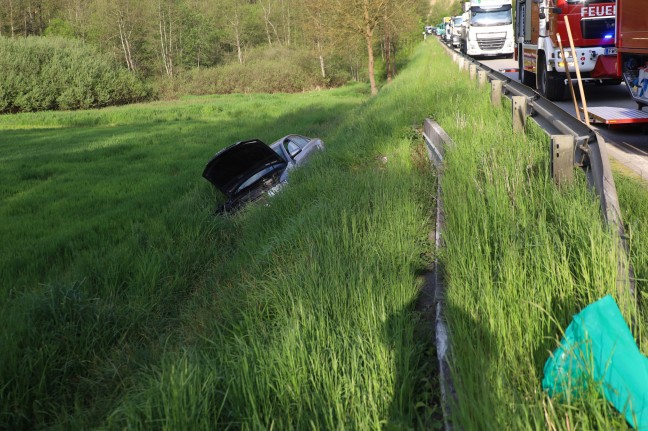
[0,36,150,113]
[154,46,350,99]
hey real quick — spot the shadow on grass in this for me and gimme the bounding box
[385,267,501,430]
[383,289,444,430]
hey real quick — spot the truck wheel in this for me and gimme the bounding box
[518,45,535,87]
[537,54,565,101]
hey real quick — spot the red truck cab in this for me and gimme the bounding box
[516,0,618,100]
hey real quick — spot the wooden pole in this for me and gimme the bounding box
[557,34,581,122]
[564,17,590,126]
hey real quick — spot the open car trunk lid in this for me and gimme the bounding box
[202,139,287,198]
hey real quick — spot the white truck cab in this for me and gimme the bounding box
[460,0,515,57]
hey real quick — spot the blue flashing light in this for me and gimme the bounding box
[604,34,613,39]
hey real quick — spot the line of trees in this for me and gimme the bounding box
[1,0,428,97]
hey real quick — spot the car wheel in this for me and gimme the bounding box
[537,53,565,101]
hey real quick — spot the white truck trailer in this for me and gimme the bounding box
[460,0,515,57]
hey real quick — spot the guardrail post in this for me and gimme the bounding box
[551,135,575,185]
[469,64,477,80]
[491,80,503,107]
[458,57,465,70]
[512,96,527,133]
[478,70,487,87]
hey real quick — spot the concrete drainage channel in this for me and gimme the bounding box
[423,41,636,430]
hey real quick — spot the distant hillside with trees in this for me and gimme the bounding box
[0,0,428,111]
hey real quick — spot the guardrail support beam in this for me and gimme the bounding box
[478,70,487,87]
[512,96,527,133]
[491,80,503,107]
[551,135,575,185]
[469,64,477,80]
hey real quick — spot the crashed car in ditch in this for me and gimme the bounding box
[202,134,324,213]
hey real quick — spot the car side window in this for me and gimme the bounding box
[289,135,310,148]
[285,140,301,158]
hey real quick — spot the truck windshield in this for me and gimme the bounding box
[470,5,512,26]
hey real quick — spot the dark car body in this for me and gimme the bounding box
[203,134,324,212]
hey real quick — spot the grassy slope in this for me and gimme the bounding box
[434,59,641,429]
[1,44,442,428]
[0,87,369,428]
[2,38,647,430]
[616,172,648,345]
[109,43,443,430]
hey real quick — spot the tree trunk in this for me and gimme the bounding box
[317,40,326,78]
[9,0,15,37]
[262,2,281,46]
[363,0,377,95]
[262,2,272,46]
[158,2,173,77]
[391,40,396,78]
[365,33,377,95]
[117,10,135,72]
[235,27,243,64]
[385,32,392,83]
[228,7,244,64]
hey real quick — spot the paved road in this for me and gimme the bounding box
[479,56,648,180]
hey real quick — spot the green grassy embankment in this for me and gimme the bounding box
[2,38,648,430]
[1,45,440,427]
[434,51,645,429]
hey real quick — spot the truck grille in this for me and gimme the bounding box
[581,18,615,40]
[477,38,505,50]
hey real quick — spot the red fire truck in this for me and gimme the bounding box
[616,0,648,110]
[516,0,618,100]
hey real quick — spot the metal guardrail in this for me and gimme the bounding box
[422,120,454,431]
[439,42,634,300]
[425,42,636,430]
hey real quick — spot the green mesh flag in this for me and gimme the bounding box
[542,295,648,429]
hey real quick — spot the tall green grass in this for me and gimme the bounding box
[2,38,646,430]
[2,43,442,426]
[615,172,648,351]
[107,43,444,430]
[434,60,640,428]
[0,86,371,428]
